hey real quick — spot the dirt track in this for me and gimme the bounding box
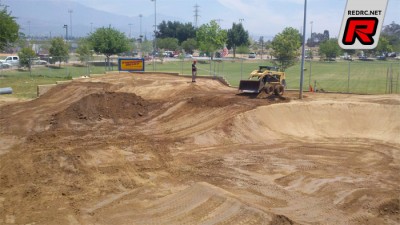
[0,73,399,225]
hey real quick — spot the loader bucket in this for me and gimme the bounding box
[238,80,263,93]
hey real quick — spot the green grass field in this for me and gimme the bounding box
[153,59,400,94]
[0,64,108,99]
[0,59,399,99]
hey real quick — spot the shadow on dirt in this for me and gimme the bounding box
[236,92,287,101]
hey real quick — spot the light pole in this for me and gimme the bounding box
[68,9,73,39]
[139,14,143,38]
[139,14,143,58]
[260,36,264,60]
[215,19,223,26]
[27,20,31,39]
[309,21,313,88]
[128,23,133,38]
[299,0,307,99]
[63,24,68,41]
[151,0,157,71]
[310,21,313,46]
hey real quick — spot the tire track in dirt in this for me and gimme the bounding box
[0,73,399,225]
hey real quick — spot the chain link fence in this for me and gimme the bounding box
[1,55,399,95]
[147,57,400,95]
[0,55,123,79]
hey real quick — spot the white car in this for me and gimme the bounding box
[248,53,256,58]
[0,62,11,69]
[0,56,19,66]
[34,59,48,65]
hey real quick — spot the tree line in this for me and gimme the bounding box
[1,3,400,72]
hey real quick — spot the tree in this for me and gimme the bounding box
[76,38,93,63]
[307,30,329,47]
[271,27,301,71]
[88,27,130,67]
[181,38,197,54]
[236,45,250,54]
[49,37,69,67]
[18,47,36,69]
[157,21,196,44]
[375,36,393,55]
[226,23,249,58]
[0,4,19,51]
[196,20,227,59]
[319,38,342,60]
[157,37,179,50]
[141,39,153,56]
[382,21,400,52]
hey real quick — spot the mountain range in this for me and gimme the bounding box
[3,0,180,39]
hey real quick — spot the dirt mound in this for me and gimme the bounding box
[0,81,115,136]
[1,73,399,225]
[378,199,399,217]
[186,95,239,108]
[52,92,150,125]
[199,101,400,144]
[271,215,295,225]
[82,182,286,224]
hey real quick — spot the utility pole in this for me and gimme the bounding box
[63,24,68,41]
[68,9,73,39]
[139,14,143,58]
[310,21,313,46]
[194,4,200,28]
[150,0,157,71]
[215,19,223,26]
[309,21,313,88]
[299,0,307,99]
[27,20,31,39]
[139,14,143,38]
[128,23,133,38]
[260,36,264,60]
[90,22,93,33]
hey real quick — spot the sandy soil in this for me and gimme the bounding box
[0,73,399,225]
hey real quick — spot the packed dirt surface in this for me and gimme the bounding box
[0,73,399,225]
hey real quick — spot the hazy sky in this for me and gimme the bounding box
[69,0,399,37]
[3,0,400,39]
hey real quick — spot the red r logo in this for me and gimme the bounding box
[342,17,378,45]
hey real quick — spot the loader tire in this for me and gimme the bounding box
[274,85,285,96]
[264,85,274,94]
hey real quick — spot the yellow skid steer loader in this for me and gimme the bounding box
[238,66,286,96]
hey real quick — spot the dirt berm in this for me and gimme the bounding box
[0,73,399,225]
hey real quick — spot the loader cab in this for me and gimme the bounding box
[262,73,281,83]
[258,66,279,73]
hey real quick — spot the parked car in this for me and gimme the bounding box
[0,56,19,66]
[163,51,174,57]
[358,55,373,61]
[0,62,11,69]
[376,55,386,60]
[248,53,256,58]
[340,55,353,61]
[33,59,48,65]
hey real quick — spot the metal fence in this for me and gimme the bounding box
[0,55,121,78]
[1,56,399,95]
[146,58,400,95]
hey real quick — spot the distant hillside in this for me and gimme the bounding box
[3,0,180,38]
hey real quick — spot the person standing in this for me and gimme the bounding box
[191,60,197,82]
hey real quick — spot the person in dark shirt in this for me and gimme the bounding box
[192,60,197,82]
